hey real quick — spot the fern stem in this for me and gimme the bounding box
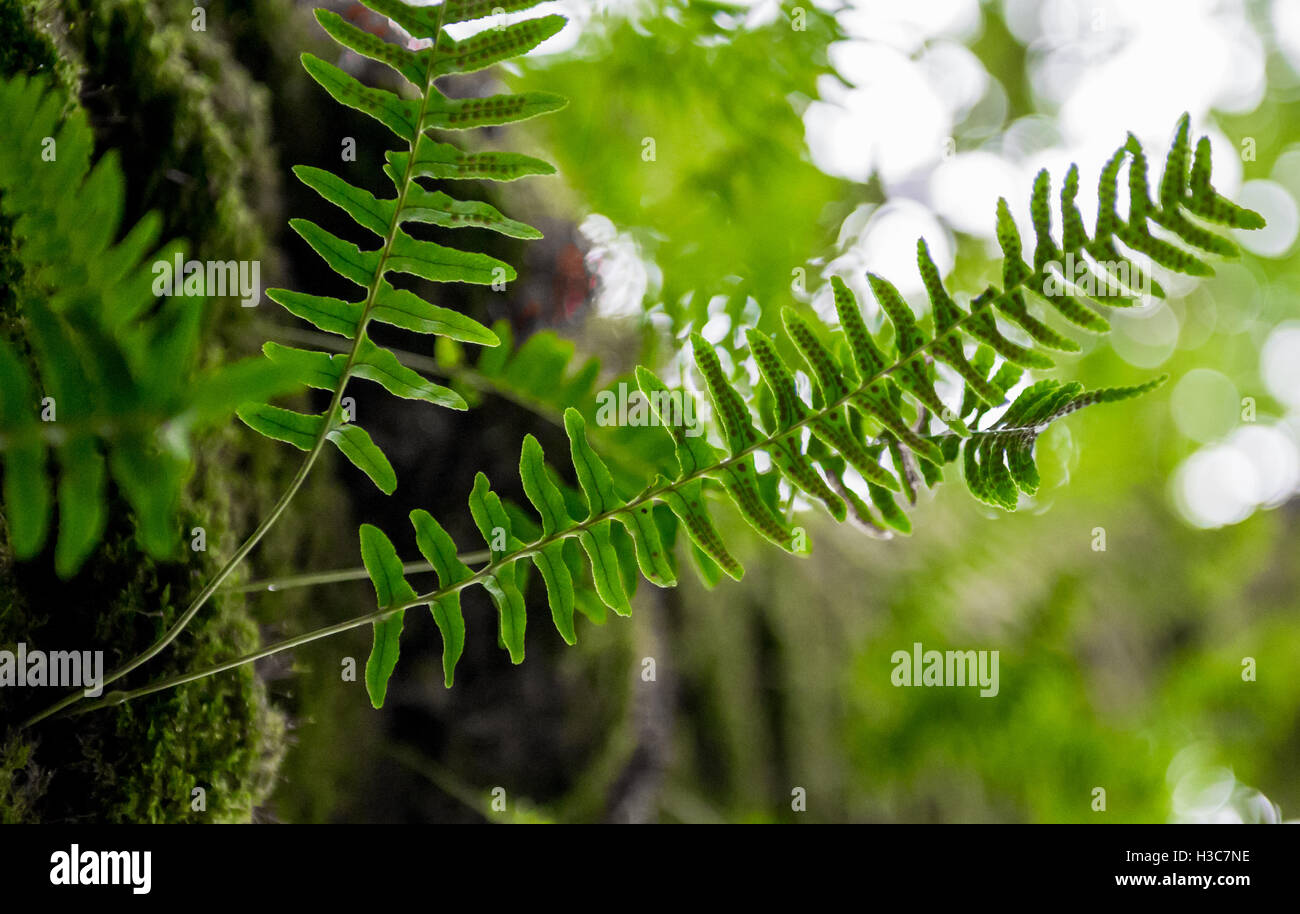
[384,744,500,823]
[41,306,1027,718]
[18,440,329,728]
[58,448,770,714]
[223,554,490,594]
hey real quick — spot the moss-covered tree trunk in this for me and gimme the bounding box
[0,0,352,824]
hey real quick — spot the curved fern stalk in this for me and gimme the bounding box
[0,74,298,579]
[44,115,1264,718]
[19,0,566,729]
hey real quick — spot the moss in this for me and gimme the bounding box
[0,734,45,823]
[59,0,278,290]
[0,0,330,823]
[0,0,77,92]
[0,497,285,823]
[0,0,374,824]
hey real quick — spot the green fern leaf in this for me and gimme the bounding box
[243,1,565,500]
[328,424,399,496]
[352,339,466,408]
[389,135,556,183]
[236,404,324,451]
[371,282,500,345]
[301,54,421,141]
[360,0,551,37]
[519,435,578,643]
[430,16,567,76]
[468,472,529,662]
[409,509,470,687]
[264,289,363,338]
[359,523,419,708]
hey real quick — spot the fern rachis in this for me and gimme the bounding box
[18,0,566,727]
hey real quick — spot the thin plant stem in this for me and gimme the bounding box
[224,554,490,595]
[384,744,499,823]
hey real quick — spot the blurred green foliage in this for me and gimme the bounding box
[511,0,854,346]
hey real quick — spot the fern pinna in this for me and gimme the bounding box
[238,0,567,493]
[0,75,296,578]
[349,116,1264,707]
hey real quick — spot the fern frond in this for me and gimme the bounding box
[351,348,1164,704]
[349,117,1262,704]
[241,0,566,492]
[351,358,1161,705]
[0,74,297,576]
